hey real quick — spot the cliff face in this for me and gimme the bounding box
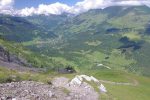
[0,45,28,66]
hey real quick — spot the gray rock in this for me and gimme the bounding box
[0,45,31,67]
[0,81,71,100]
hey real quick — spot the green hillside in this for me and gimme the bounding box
[1,6,150,77]
[0,14,57,42]
[18,6,150,76]
[0,37,61,69]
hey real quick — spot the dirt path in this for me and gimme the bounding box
[99,79,138,86]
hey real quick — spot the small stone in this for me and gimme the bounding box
[12,98,16,100]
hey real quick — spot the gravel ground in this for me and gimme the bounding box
[0,81,74,100]
[0,80,99,100]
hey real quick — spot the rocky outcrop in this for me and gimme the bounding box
[68,75,107,93]
[0,45,28,66]
[52,77,99,100]
[52,75,108,100]
[0,46,10,62]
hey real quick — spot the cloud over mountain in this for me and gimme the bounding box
[0,0,14,14]
[0,0,13,9]
[18,2,71,16]
[0,0,150,16]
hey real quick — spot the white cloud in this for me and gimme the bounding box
[0,0,14,14]
[18,0,110,16]
[37,3,70,15]
[0,0,14,9]
[114,0,150,6]
[18,2,71,16]
[69,0,111,14]
[1,0,150,16]
[70,0,150,14]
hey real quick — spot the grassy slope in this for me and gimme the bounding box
[0,38,58,69]
[78,69,150,100]
[104,74,150,100]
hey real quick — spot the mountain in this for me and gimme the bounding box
[18,6,150,76]
[0,14,57,42]
[25,14,69,30]
[56,6,150,34]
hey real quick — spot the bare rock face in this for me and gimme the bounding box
[0,46,10,62]
[0,45,30,67]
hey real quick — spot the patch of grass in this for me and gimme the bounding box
[0,66,76,83]
[143,35,150,43]
[82,70,132,83]
[105,49,136,69]
[62,87,71,95]
[109,13,150,29]
[77,49,136,70]
[80,69,150,100]
[104,75,150,100]
[52,57,77,67]
[0,67,52,83]
[122,32,142,41]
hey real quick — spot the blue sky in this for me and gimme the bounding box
[14,0,80,9]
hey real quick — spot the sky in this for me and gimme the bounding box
[14,0,80,9]
[0,0,150,16]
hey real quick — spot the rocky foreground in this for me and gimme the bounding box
[0,75,107,100]
[0,81,71,100]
